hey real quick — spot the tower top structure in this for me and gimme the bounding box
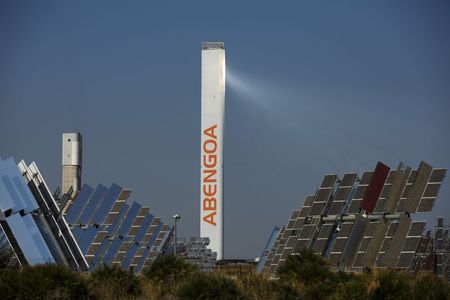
[202,42,225,50]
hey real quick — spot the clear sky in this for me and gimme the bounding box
[1,1,449,259]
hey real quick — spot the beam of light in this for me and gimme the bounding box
[226,66,401,169]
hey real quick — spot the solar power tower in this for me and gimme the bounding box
[62,133,82,195]
[200,42,225,260]
[65,183,173,272]
[258,161,446,275]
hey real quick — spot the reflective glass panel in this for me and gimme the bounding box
[91,183,122,225]
[78,184,108,225]
[65,185,94,224]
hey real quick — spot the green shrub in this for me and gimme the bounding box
[371,269,413,300]
[237,273,279,300]
[142,255,197,284]
[88,264,142,299]
[0,264,88,299]
[178,272,242,300]
[277,248,333,284]
[331,272,371,300]
[413,272,450,300]
[277,248,336,300]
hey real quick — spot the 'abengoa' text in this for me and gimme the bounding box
[202,124,219,226]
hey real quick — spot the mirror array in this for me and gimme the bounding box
[0,157,172,272]
[257,161,446,276]
[63,183,173,272]
[0,157,87,270]
[410,217,450,277]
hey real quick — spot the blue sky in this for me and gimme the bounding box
[1,1,449,258]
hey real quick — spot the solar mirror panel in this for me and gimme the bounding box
[360,162,390,214]
[329,222,353,268]
[91,184,122,225]
[417,169,445,212]
[12,175,39,214]
[20,162,89,271]
[117,207,149,265]
[363,222,389,268]
[423,183,441,198]
[101,236,123,265]
[135,222,163,271]
[429,169,446,183]
[396,252,415,268]
[417,198,435,213]
[104,196,127,226]
[402,237,421,252]
[360,172,373,185]
[409,222,426,236]
[89,240,110,269]
[134,213,154,243]
[65,185,94,224]
[83,189,131,263]
[77,185,108,225]
[277,209,302,265]
[352,221,379,269]
[339,215,367,269]
[341,173,357,187]
[116,202,141,236]
[404,161,432,213]
[334,187,352,201]
[87,204,130,268]
[122,244,139,268]
[6,213,55,265]
[313,223,334,255]
[292,177,337,259]
[321,175,337,188]
[78,227,98,254]
[1,159,38,214]
[263,227,284,271]
[106,202,141,264]
[383,214,412,268]
[125,214,155,268]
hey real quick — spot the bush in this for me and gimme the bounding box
[331,272,371,300]
[0,264,88,299]
[88,264,142,299]
[413,272,450,300]
[277,248,333,284]
[141,255,198,299]
[277,248,337,299]
[142,255,197,284]
[178,272,242,300]
[236,273,279,300]
[371,269,414,300]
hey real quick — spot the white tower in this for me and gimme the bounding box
[200,42,225,260]
[62,133,82,195]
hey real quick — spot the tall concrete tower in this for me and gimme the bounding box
[62,133,82,195]
[200,42,225,260]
